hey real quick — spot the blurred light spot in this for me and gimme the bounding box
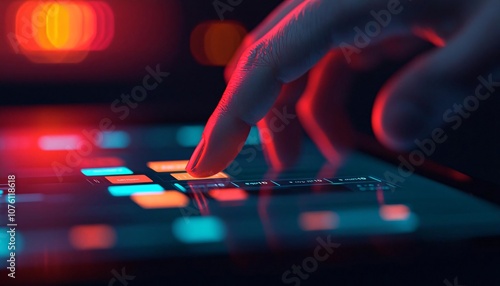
[299,211,339,231]
[0,136,31,150]
[209,188,248,202]
[176,126,204,147]
[148,160,189,173]
[176,125,258,147]
[131,191,189,209]
[11,1,114,63]
[246,127,261,145]
[0,228,24,259]
[38,135,81,150]
[144,127,178,148]
[80,157,125,168]
[172,216,226,244]
[81,166,133,176]
[335,207,419,234]
[99,131,130,149]
[190,21,247,66]
[6,194,43,203]
[379,204,411,221]
[69,224,116,250]
[108,184,163,197]
[173,183,187,193]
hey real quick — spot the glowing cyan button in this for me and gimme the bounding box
[81,167,133,176]
[108,184,164,197]
[172,216,226,244]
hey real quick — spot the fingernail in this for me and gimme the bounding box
[186,137,205,173]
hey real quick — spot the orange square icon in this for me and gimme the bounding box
[105,175,153,184]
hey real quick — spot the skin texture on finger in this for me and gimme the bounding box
[186,114,252,178]
[373,0,500,150]
[258,76,308,171]
[297,51,355,164]
[225,0,306,82]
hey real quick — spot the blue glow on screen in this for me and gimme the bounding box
[176,126,260,147]
[172,216,226,244]
[99,131,131,149]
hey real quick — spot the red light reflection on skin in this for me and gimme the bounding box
[379,204,410,221]
[372,87,391,148]
[297,51,354,166]
[413,27,446,48]
[69,224,116,250]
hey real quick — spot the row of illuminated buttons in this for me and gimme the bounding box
[79,166,247,205]
[174,177,387,193]
[81,166,229,181]
[80,167,383,192]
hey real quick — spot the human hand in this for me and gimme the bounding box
[187,0,500,177]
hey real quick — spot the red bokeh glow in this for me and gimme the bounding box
[11,1,114,63]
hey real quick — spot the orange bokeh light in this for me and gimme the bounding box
[379,204,411,221]
[208,188,248,202]
[11,1,114,63]
[69,224,116,250]
[298,211,339,231]
[190,21,247,66]
[131,191,190,209]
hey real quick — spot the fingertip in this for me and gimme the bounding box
[186,113,252,178]
[373,102,430,151]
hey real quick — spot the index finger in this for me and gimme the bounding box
[186,0,409,177]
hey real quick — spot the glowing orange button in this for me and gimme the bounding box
[105,175,153,184]
[209,188,248,202]
[131,191,189,209]
[147,160,189,173]
[170,172,229,181]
